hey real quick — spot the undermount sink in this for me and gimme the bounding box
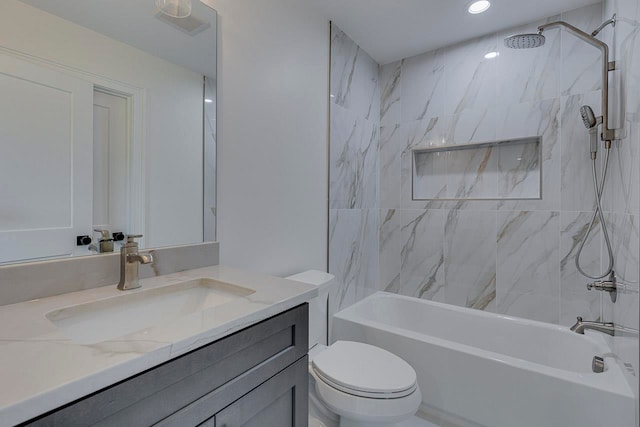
[45,279,255,345]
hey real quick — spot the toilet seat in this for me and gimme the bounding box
[310,355,422,424]
[311,341,418,399]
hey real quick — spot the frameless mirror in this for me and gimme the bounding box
[0,0,217,264]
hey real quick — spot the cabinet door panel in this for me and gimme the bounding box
[213,356,308,427]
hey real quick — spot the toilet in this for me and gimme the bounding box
[287,271,422,427]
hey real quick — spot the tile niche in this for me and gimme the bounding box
[412,137,541,200]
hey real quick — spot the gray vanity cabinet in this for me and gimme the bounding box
[22,304,309,427]
[201,356,308,427]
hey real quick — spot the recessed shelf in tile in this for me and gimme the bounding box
[412,137,542,200]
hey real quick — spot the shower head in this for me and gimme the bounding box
[504,32,546,49]
[581,105,600,157]
[580,105,597,129]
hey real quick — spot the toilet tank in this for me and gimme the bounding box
[286,270,335,349]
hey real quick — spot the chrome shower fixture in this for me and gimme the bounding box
[505,16,623,281]
[579,105,597,129]
[580,105,601,157]
[504,14,624,144]
[503,32,545,49]
[574,104,616,280]
[591,14,617,37]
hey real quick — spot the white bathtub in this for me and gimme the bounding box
[332,292,636,427]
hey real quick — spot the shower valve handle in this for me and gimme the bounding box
[586,273,617,302]
[586,281,616,292]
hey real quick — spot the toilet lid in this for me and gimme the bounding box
[311,341,417,398]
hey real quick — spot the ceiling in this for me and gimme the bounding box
[20,0,217,77]
[312,0,601,64]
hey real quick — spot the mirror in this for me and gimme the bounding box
[0,0,217,264]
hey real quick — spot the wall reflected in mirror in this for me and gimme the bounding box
[0,0,217,265]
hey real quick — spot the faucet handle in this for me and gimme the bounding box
[125,234,143,244]
[586,274,617,303]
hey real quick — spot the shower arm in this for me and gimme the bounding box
[538,20,623,142]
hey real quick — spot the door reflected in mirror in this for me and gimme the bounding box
[0,0,217,265]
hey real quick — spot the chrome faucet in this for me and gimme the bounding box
[117,235,154,291]
[570,316,640,337]
[570,317,616,335]
[88,229,115,253]
[586,272,617,302]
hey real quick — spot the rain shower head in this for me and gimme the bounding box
[503,32,546,49]
[580,105,597,129]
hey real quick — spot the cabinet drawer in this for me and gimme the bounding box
[23,304,308,427]
[210,356,308,427]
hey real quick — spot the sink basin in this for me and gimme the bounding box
[46,279,255,345]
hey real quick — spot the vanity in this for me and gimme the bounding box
[0,265,316,426]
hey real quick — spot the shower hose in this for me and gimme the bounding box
[574,144,615,280]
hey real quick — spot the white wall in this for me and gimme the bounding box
[202,0,329,276]
[0,0,204,250]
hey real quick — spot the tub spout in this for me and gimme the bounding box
[571,317,639,336]
[570,316,616,336]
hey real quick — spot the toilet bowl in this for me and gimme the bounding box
[287,271,421,427]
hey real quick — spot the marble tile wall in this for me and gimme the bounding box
[378,1,639,329]
[329,0,639,414]
[376,0,639,397]
[329,25,381,312]
[204,76,217,242]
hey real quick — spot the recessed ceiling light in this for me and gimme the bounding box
[484,51,499,59]
[204,98,213,103]
[468,0,491,14]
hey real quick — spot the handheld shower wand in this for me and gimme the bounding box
[580,105,601,159]
[580,105,597,128]
[575,105,615,280]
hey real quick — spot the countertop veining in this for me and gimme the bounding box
[0,265,317,426]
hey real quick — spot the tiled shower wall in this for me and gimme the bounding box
[604,0,640,395]
[329,25,380,311]
[329,0,638,390]
[204,76,217,241]
[380,1,626,324]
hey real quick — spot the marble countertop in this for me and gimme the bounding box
[0,265,317,426]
